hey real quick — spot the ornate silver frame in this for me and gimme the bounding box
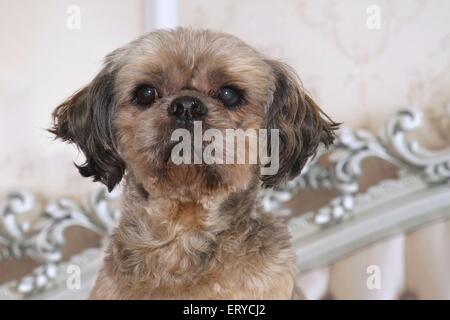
[1,108,449,299]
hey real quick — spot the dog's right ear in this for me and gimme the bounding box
[49,67,125,192]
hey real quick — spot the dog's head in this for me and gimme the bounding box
[50,28,338,198]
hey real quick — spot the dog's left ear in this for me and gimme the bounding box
[261,60,340,188]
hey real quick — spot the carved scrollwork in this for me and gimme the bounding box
[0,108,449,296]
[0,188,120,296]
[262,108,450,225]
[383,109,450,183]
[0,191,35,260]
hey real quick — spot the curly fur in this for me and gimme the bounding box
[50,28,338,299]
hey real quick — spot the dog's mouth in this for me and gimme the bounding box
[163,121,223,167]
[164,141,219,167]
[142,125,256,194]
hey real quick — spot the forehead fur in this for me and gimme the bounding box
[110,28,275,106]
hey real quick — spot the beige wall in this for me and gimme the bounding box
[179,0,450,135]
[0,0,144,196]
[1,0,449,197]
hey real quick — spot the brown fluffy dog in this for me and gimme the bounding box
[50,28,338,299]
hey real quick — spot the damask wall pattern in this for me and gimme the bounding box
[0,0,448,197]
[179,0,450,140]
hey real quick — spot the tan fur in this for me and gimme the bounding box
[50,28,338,299]
[90,176,296,299]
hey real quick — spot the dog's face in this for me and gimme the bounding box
[51,28,338,198]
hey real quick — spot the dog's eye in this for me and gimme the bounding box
[134,85,157,107]
[217,87,242,108]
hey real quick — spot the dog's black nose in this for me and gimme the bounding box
[168,96,207,121]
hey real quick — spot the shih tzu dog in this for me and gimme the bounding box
[50,28,338,299]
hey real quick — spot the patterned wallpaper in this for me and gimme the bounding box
[0,0,143,196]
[179,0,450,142]
[0,0,448,196]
